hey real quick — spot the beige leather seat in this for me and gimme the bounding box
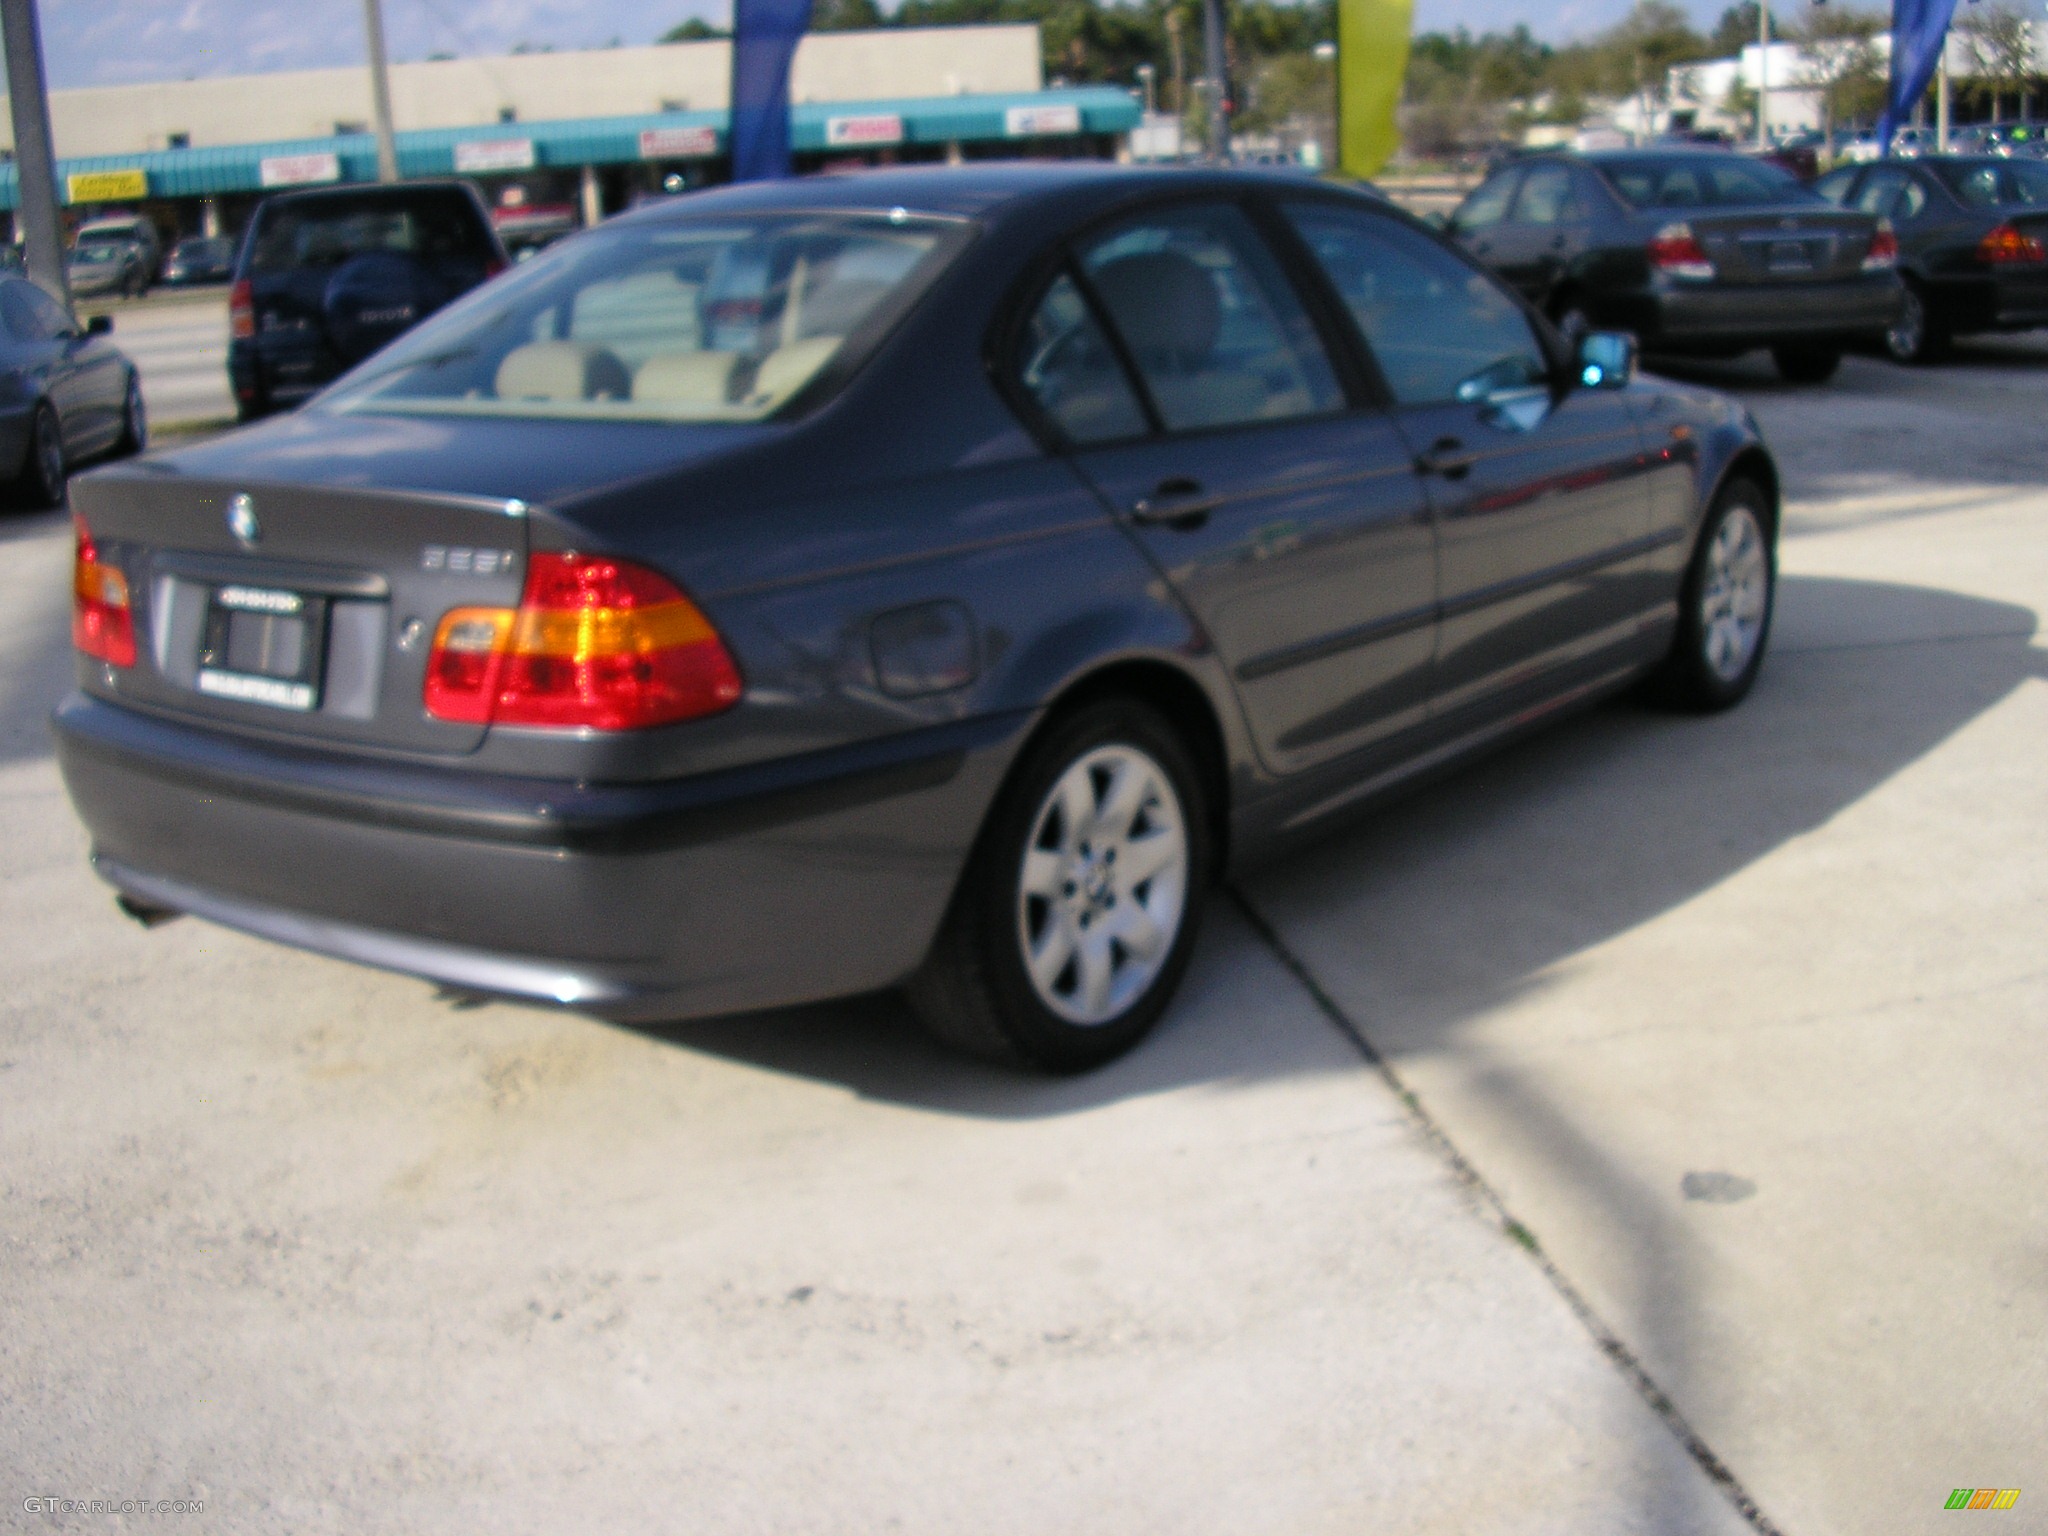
[494,341,632,403]
[748,336,842,408]
[633,351,740,406]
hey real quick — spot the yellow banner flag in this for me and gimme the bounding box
[1337,0,1413,178]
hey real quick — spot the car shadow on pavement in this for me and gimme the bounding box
[650,575,2046,1123]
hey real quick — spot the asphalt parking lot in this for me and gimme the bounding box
[3,337,2043,1533]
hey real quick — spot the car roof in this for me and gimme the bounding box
[259,178,482,207]
[609,162,1372,228]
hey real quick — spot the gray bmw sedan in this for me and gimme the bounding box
[57,164,1780,1072]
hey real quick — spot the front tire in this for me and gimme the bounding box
[1647,478,1776,711]
[908,700,1211,1073]
[1884,282,1948,364]
[1772,345,1841,384]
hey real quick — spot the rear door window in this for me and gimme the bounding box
[1452,170,1520,233]
[1013,271,1149,445]
[1510,164,1578,225]
[1074,203,1342,434]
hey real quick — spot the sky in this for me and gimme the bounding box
[42,0,1742,91]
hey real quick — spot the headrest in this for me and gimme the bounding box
[749,336,842,407]
[494,341,632,402]
[1090,251,1221,370]
[634,351,739,405]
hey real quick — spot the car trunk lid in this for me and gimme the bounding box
[1681,206,1882,283]
[71,470,531,754]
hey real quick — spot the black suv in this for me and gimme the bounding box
[228,181,508,420]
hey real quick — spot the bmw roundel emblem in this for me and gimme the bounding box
[226,493,260,547]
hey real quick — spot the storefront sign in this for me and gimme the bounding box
[1005,104,1082,138]
[258,151,342,188]
[453,137,537,173]
[639,126,720,159]
[825,113,904,148]
[66,168,148,203]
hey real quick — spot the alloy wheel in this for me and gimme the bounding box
[1700,505,1769,682]
[1887,288,1925,363]
[1014,743,1188,1026]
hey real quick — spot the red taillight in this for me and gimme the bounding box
[73,520,137,668]
[423,552,742,731]
[1977,222,2046,266]
[1648,221,1715,280]
[229,278,255,340]
[1863,224,1899,271]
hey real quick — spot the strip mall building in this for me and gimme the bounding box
[0,27,1140,244]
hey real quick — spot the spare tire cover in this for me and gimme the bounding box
[323,252,446,365]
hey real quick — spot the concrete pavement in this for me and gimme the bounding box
[4,336,2044,1532]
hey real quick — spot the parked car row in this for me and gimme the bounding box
[1444,145,2048,380]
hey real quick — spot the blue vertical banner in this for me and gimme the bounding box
[1877,0,1958,151]
[730,0,815,182]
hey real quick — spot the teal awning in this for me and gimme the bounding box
[0,86,1141,210]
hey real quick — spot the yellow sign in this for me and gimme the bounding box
[67,168,148,203]
[1337,0,1414,179]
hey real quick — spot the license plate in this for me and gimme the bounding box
[196,584,325,712]
[1767,240,1813,273]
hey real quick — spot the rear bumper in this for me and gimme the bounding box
[1923,270,2048,333]
[55,692,1027,1022]
[227,339,338,409]
[1629,273,1902,352]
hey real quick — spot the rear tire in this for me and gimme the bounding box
[114,370,146,457]
[15,402,65,509]
[907,699,1212,1073]
[1645,478,1775,711]
[1772,345,1841,384]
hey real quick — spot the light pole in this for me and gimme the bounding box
[362,0,400,183]
[1137,61,1157,116]
[1,0,68,306]
[1757,1,1771,149]
[1202,0,1229,161]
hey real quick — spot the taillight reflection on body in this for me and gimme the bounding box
[1648,222,1716,281]
[423,552,742,731]
[73,520,137,668]
[229,279,255,340]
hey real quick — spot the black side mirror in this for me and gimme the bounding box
[1574,330,1636,390]
[86,314,113,336]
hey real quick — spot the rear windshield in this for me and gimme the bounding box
[1598,156,1818,210]
[77,223,147,245]
[322,210,967,425]
[177,238,233,259]
[71,245,127,265]
[1932,159,2048,207]
[249,192,494,274]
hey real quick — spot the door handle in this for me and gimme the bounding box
[1130,477,1220,530]
[1416,437,1476,480]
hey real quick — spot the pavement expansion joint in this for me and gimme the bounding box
[1226,884,1788,1536]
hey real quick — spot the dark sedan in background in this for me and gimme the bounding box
[0,274,143,506]
[59,164,1777,1072]
[162,236,237,287]
[228,180,506,420]
[1449,149,1903,382]
[1813,156,2048,362]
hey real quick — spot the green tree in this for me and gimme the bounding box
[1792,5,1885,140]
[659,17,727,41]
